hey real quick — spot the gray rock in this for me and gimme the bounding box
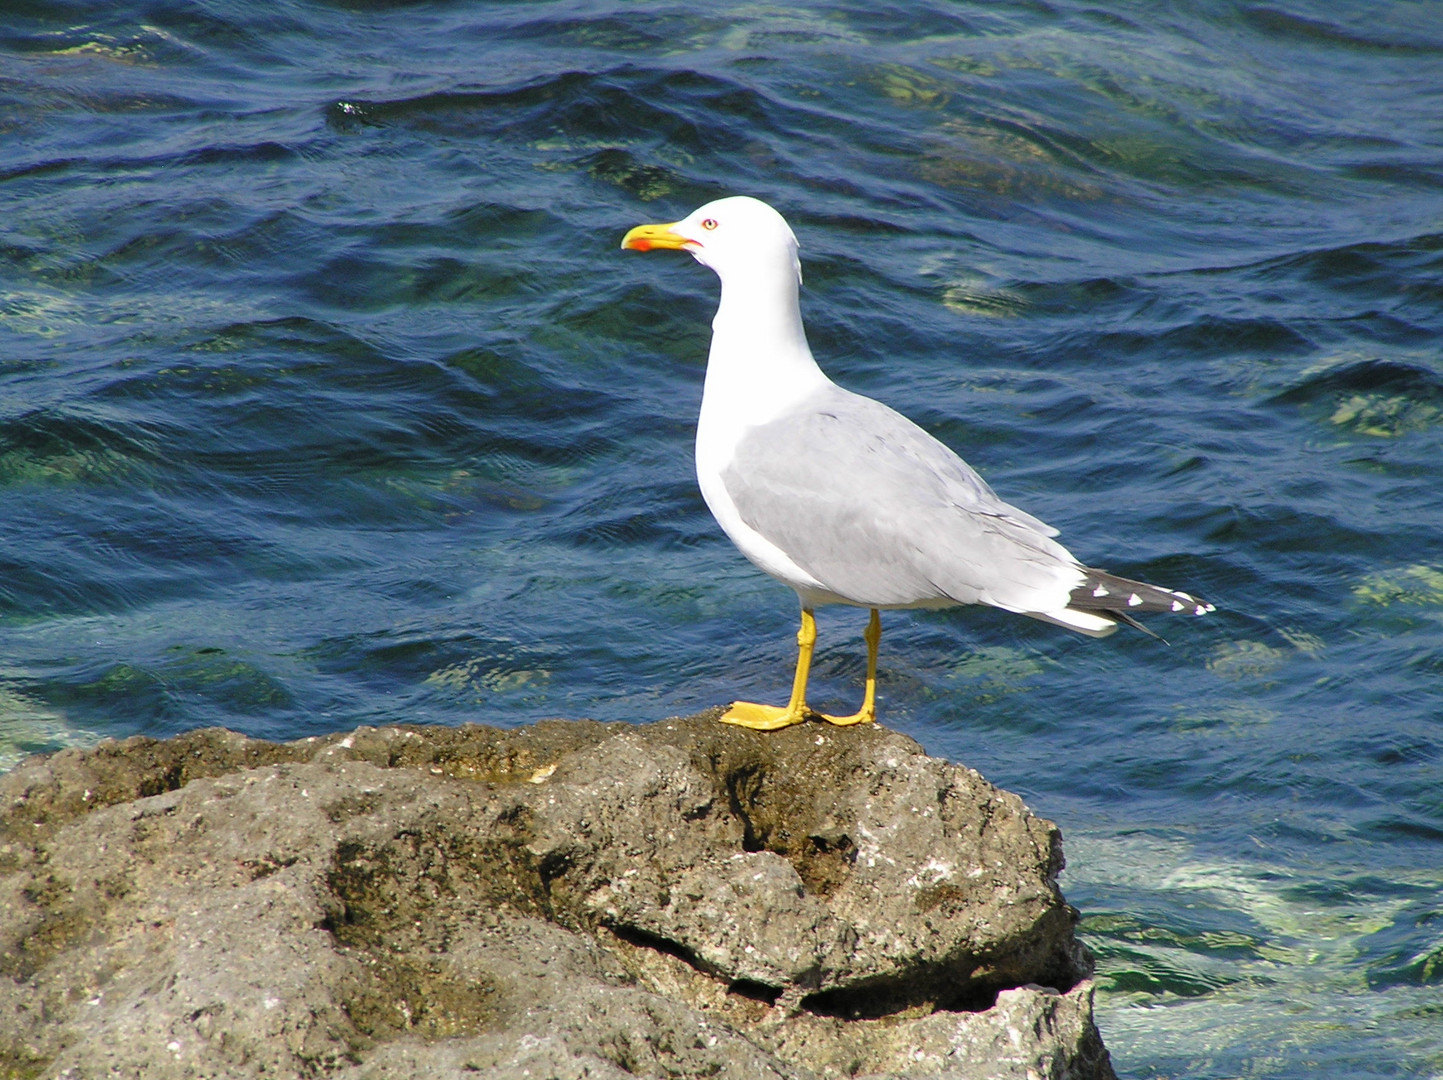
[0,713,1115,1079]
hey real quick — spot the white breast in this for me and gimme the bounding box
[693,337,833,597]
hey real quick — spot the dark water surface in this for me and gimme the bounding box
[3,1,1442,1075]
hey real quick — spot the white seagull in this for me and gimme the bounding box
[622,196,1212,731]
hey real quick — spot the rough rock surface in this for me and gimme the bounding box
[0,712,1115,1079]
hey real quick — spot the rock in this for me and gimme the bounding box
[0,713,1115,1079]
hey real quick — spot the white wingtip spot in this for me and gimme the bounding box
[1092,585,1109,597]
[1195,604,1213,615]
[1171,600,1185,612]
[1128,593,1143,607]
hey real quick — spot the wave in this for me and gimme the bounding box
[1269,357,1443,408]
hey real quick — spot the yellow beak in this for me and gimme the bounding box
[620,221,693,252]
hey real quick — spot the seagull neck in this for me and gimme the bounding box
[706,273,826,397]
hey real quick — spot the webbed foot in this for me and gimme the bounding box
[817,705,875,726]
[720,701,813,731]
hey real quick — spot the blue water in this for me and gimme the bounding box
[3,1,1441,1075]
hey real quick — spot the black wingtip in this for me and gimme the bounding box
[1068,567,1214,632]
[1113,609,1169,644]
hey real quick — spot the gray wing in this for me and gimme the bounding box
[719,384,1082,612]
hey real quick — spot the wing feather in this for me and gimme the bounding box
[718,385,1084,613]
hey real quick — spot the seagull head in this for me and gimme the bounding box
[621,196,802,287]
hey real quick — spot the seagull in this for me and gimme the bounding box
[621,196,1212,731]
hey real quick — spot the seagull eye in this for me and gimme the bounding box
[701,218,718,230]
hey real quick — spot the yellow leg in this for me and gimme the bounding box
[819,608,879,726]
[721,608,819,731]
[720,608,881,731]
